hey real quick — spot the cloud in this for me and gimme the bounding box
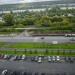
[19,0,55,3]
[0,0,58,4]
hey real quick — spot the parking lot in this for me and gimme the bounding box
[0,55,75,75]
[0,54,75,63]
[0,60,75,75]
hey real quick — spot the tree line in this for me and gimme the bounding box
[0,7,75,33]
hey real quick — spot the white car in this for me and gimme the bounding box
[52,56,56,61]
[56,56,60,61]
[4,55,8,59]
[52,41,58,44]
[1,69,7,75]
[38,57,42,63]
[21,55,26,60]
[48,56,51,62]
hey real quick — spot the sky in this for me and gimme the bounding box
[0,0,58,4]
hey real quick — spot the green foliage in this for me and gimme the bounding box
[50,17,63,23]
[40,16,51,27]
[0,21,4,28]
[2,13,14,26]
[6,43,75,49]
[1,7,75,33]
[22,16,35,26]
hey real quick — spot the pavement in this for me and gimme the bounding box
[0,35,75,74]
[0,36,75,43]
[0,60,75,75]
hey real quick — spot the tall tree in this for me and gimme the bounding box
[3,12,14,26]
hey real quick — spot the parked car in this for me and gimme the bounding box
[38,57,42,63]
[21,55,26,60]
[64,57,70,62]
[52,56,56,62]
[16,55,22,60]
[56,56,60,62]
[34,56,38,62]
[22,72,27,75]
[0,54,4,59]
[34,72,39,75]
[10,71,21,75]
[10,55,17,61]
[1,69,8,75]
[4,55,8,59]
[47,56,51,62]
[31,56,35,61]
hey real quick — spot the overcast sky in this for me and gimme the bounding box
[0,0,58,4]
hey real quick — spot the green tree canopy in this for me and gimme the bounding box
[2,13,14,26]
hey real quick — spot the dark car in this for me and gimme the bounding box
[41,37,44,39]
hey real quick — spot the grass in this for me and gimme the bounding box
[0,42,75,56]
[7,43,75,49]
[0,49,75,56]
[0,42,6,47]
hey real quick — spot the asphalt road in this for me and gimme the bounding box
[0,36,75,43]
[0,60,75,74]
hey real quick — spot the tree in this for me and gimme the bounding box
[14,49,17,54]
[35,16,51,27]
[51,17,63,23]
[14,24,24,28]
[3,12,14,26]
[29,50,32,54]
[0,21,4,28]
[34,50,38,54]
[35,19,42,27]
[41,16,51,27]
[45,49,49,54]
[24,49,27,54]
[62,18,69,26]
[22,16,35,26]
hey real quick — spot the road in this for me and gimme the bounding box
[0,36,75,43]
[0,60,75,74]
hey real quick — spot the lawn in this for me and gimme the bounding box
[0,42,6,47]
[0,42,75,56]
[0,49,74,56]
[7,43,75,49]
